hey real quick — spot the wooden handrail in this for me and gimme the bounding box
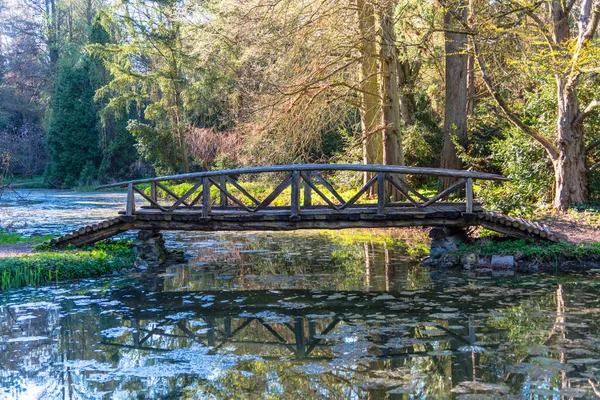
[96,164,507,190]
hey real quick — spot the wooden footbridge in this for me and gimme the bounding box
[48,164,559,247]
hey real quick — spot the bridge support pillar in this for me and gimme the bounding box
[135,230,168,264]
[428,227,467,259]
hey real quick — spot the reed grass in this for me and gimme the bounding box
[0,240,135,291]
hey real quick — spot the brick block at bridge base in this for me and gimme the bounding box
[135,230,168,264]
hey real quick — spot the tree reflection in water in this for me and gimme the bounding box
[1,231,600,399]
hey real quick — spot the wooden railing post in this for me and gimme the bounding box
[219,175,228,207]
[377,172,387,216]
[466,177,473,213]
[202,177,211,217]
[126,183,135,216]
[150,182,157,204]
[291,170,300,220]
[303,171,312,207]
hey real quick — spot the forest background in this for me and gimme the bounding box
[0,0,599,215]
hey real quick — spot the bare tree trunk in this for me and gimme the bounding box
[466,0,475,116]
[86,0,94,28]
[397,60,418,125]
[380,0,405,201]
[380,0,404,169]
[440,1,468,190]
[46,0,59,66]
[174,93,190,173]
[357,0,383,189]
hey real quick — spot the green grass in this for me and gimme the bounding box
[0,230,53,245]
[0,240,136,291]
[73,186,123,193]
[152,180,434,207]
[158,180,371,206]
[4,176,47,189]
[456,239,600,263]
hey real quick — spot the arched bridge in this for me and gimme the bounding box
[48,164,559,247]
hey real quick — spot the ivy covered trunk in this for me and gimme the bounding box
[550,2,590,210]
[554,85,588,210]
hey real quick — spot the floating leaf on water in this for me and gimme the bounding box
[452,381,510,394]
[449,325,465,330]
[428,350,453,356]
[387,387,412,394]
[100,327,133,338]
[429,313,459,320]
[568,358,600,364]
[165,312,196,320]
[374,294,395,300]
[527,345,549,356]
[531,356,559,366]
[458,346,486,353]
[6,336,48,343]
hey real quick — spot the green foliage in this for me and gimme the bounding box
[213,153,241,171]
[0,240,135,291]
[91,13,140,182]
[44,52,101,188]
[403,93,444,170]
[128,120,182,176]
[475,128,553,216]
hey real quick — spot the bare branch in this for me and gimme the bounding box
[566,0,600,90]
[573,99,600,126]
[472,39,559,161]
[565,0,577,13]
[524,11,558,51]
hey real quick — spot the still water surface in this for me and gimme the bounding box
[1,190,600,399]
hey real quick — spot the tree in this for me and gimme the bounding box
[357,0,383,173]
[90,14,139,181]
[95,0,194,174]
[440,0,468,189]
[470,0,600,209]
[45,54,101,187]
[379,0,405,169]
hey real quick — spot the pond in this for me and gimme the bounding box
[1,190,600,399]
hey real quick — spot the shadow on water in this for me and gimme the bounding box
[1,218,600,397]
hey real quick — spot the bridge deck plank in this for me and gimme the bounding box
[131,203,482,216]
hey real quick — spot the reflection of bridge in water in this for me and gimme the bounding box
[103,287,505,385]
[48,164,559,247]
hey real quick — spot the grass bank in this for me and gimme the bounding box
[0,229,53,245]
[0,240,136,291]
[2,176,47,189]
[432,238,600,273]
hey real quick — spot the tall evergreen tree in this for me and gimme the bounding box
[90,14,139,181]
[45,54,101,187]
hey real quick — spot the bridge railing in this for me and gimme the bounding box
[96,164,507,218]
